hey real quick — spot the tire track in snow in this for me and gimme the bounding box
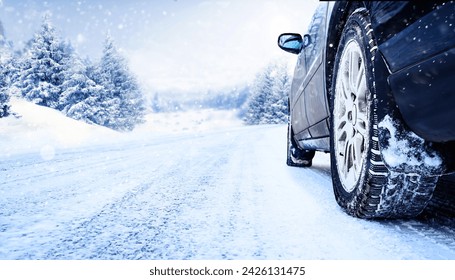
[41,135,233,259]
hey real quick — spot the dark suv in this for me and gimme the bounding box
[278,1,455,218]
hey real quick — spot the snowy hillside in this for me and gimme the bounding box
[0,97,119,157]
[0,97,244,158]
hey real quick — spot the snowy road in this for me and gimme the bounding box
[1,125,455,260]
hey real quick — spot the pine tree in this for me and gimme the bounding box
[243,63,276,125]
[58,47,98,122]
[65,82,108,126]
[0,20,12,118]
[95,35,146,131]
[13,15,69,109]
[243,61,291,125]
[268,62,290,124]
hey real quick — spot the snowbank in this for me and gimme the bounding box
[0,98,244,158]
[0,97,120,157]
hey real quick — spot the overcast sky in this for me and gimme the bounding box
[0,0,320,93]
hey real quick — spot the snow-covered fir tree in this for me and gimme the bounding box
[93,35,146,131]
[0,20,12,118]
[1,15,147,131]
[243,61,290,125]
[58,53,102,124]
[267,62,290,123]
[243,64,274,125]
[11,15,70,109]
[66,60,113,128]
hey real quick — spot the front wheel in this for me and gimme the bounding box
[329,9,438,218]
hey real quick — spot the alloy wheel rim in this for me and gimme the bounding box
[333,39,370,192]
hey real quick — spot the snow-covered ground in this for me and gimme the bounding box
[0,98,116,156]
[137,108,244,134]
[1,99,455,260]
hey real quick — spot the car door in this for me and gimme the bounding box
[291,4,330,144]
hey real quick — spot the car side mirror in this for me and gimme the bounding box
[278,33,311,54]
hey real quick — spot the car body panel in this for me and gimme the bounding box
[290,3,330,151]
[377,1,455,73]
[389,47,455,142]
[376,1,455,142]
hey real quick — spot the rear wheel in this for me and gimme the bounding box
[329,9,438,218]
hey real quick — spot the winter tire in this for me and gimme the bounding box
[286,123,315,167]
[329,9,438,218]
